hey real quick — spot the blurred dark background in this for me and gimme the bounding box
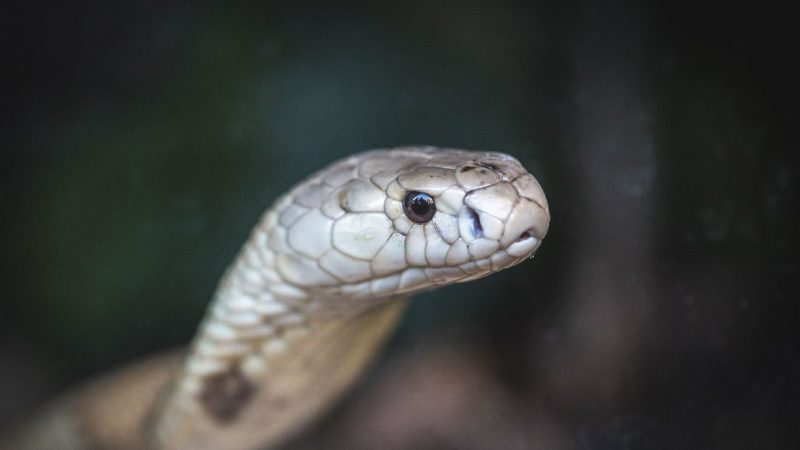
[2,1,798,449]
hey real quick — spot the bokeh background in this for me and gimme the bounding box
[2,1,798,449]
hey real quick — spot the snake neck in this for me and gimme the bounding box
[149,222,409,450]
[2,253,407,450]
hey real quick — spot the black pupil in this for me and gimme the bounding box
[403,191,436,223]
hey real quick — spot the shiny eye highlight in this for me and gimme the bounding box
[403,191,436,223]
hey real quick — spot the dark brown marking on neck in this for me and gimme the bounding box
[198,364,255,423]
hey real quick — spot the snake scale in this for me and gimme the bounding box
[3,147,550,450]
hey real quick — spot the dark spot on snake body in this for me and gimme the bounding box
[199,364,255,423]
[459,165,491,176]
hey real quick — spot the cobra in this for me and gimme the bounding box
[4,147,550,450]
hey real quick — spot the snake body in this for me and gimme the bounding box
[4,147,549,450]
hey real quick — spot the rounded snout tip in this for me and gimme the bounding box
[501,198,549,257]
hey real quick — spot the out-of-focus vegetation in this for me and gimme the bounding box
[2,1,797,448]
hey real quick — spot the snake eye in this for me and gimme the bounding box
[403,191,436,223]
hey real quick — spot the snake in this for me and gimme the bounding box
[3,146,550,450]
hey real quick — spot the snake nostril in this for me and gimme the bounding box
[466,207,484,239]
[515,230,534,243]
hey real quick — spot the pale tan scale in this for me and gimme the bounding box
[432,212,460,244]
[445,238,470,265]
[322,162,358,187]
[243,245,265,271]
[370,232,407,276]
[256,271,277,289]
[459,260,481,274]
[318,249,373,283]
[186,356,228,377]
[467,237,501,260]
[383,197,403,220]
[249,301,287,317]
[338,179,386,213]
[260,337,289,357]
[455,163,501,189]
[258,243,276,270]
[225,294,258,312]
[275,253,338,287]
[263,282,304,301]
[204,321,239,342]
[240,355,268,378]
[320,190,347,219]
[293,181,332,208]
[424,266,465,285]
[404,225,427,266]
[512,173,547,204]
[436,186,466,215]
[397,166,457,195]
[392,214,413,234]
[503,198,549,247]
[272,314,305,327]
[266,225,291,254]
[234,325,276,340]
[465,181,519,220]
[397,267,428,292]
[331,213,394,260]
[369,272,402,296]
[490,251,516,272]
[475,257,493,270]
[236,265,265,288]
[385,179,406,201]
[221,311,262,328]
[477,212,506,240]
[195,340,250,359]
[287,209,333,259]
[360,156,428,189]
[278,203,308,227]
[423,221,450,266]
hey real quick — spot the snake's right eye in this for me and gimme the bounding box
[403,191,436,223]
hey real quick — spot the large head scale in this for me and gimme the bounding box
[258,147,550,309]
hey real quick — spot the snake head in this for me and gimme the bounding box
[259,147,549,307]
